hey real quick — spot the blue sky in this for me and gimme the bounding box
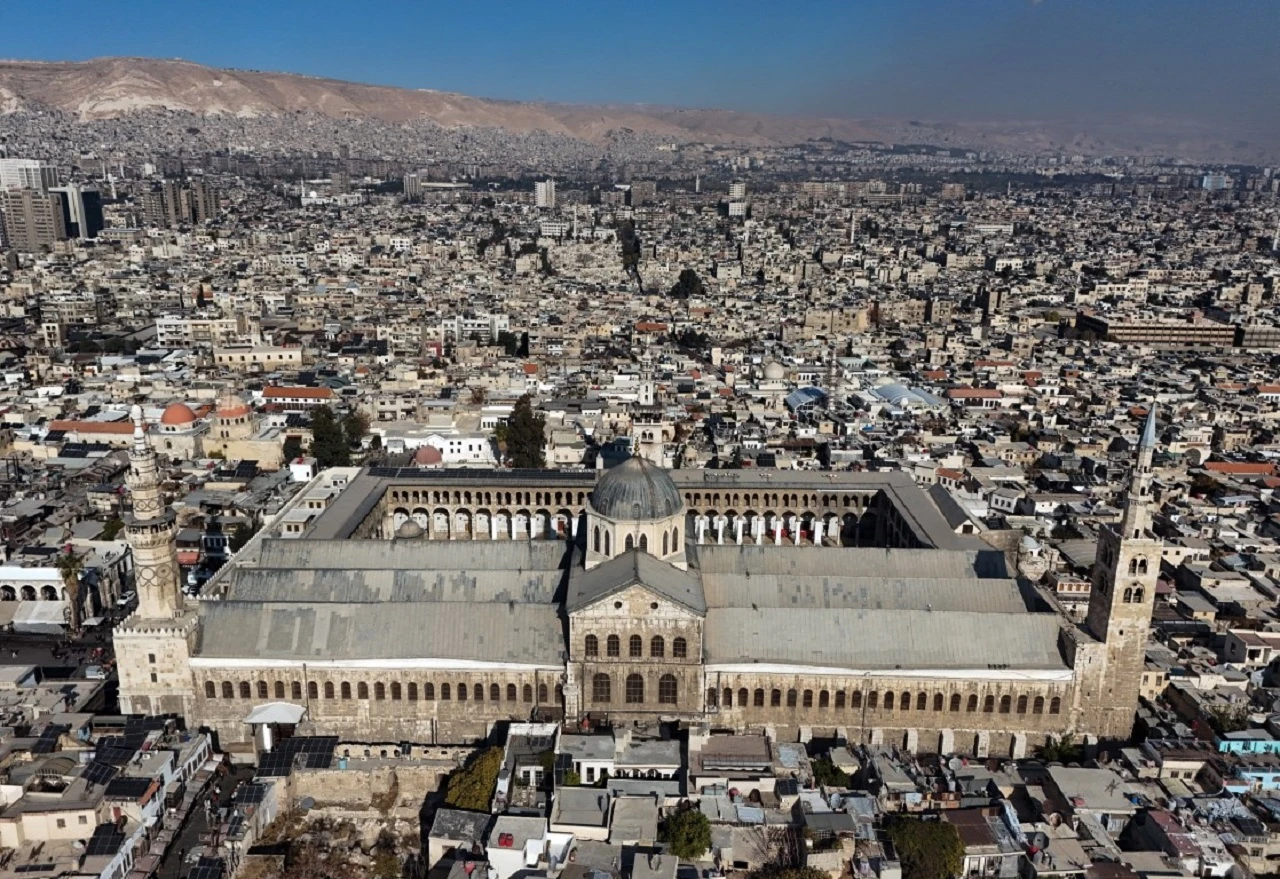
[2,0,1276,128]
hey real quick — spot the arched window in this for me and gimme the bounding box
[884,692,895,711]
[950,694,961,712]
[585,635,599,657]
[723,688,733,708]
[787,689,798,708]
[819,690,830,708]
[592,674,612,703]
[625,535,634,551]
[538,683,548,703]
[651,636,664,657]
[507,684,517,702]
[630,635,643,657]
[292,681,303,700]
[755,689,766,707]
[983,695,995,713]
[966,694,978,712]
[900,691,912,711]
[341,682,352,700]
[407,682,418,701]
[593,526,600,553]
[423,683,435,700]
[440,683,450,700]
[917,692,928,711]
[1128,558,1138,575]
[523,684,533,703]
[1049,696,1062,715]
[626,674,645,704]
[457,683,467,702]
[324,682,335,699]
[1033,696,1044,715]
[771,689,782,707]
[605,532,611,556]
[999,695,1011,714]
[1123,587,1133,603]
[738,688,748,707]
[802,689,814,708]
[663,533,669,555]
[673,637,687,659]
[673,526,679,546]
[205,681,216,699]
[357,682,369,700]
[222,681,234,699]
[932,693,943,712]
[474,683,483,702]
[374,683,385,700]
[1137,558,1148,574]
[868,691,879,710]
[256,681,268,699]
[834,691,845,709]
[1016,695,1028,714]
[308,681,319,700]
[490,683,500,702]
[707,688,718,708]
[390,683,402,701]
[274,681,285,699]
[851,692,863,710]
[1133,587,1144,603]
[607,635,620,657]
[659,675,677,705]
[240,682,251,699]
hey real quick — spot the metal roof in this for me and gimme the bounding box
[567,550,706,614]
[226,566,564,605]
[254,538,568,572]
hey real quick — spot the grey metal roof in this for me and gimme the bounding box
[591,457,683,521]
[196,601,565,664]
[225,566,563,604]
[693,545,1009,579]
[704,608,1067,670]
[700,573,1029,614]
[253,538,568,571]
[567,550,706,614]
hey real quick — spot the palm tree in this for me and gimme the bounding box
[54,549,85,634]
[1036,733,1083,764]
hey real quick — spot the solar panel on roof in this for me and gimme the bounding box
[85,824,127,857]
[82,761,119,786]
[96,746,138,765]
[234,784,267,805]
[185,858,225,879]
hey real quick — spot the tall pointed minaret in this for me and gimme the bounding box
[124,405,183,619]
[1079,406,1162,739]
[115,405,197,717]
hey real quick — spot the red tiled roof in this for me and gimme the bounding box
[1205,461,1275,476]
[48,420,134,435]
[946,388,1003,399]
[263,386,333,400]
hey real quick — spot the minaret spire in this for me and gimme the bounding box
[1119,406,1157,540]
[125,404,183,619]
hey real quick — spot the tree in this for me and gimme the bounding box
[886,816,964,879]
[1035,733,1084,763]
[229,521,260,553]
[659,801,711,861]
[309,406,350,468]
[100,518,125,541]
[282,436,303,462]
[342,409,370,449]
[444,746,503,811]
[55,548,85,633]
[517,332,530,357]
[506,394,546,469]
[810,755,850,788]
[669,268,705,300]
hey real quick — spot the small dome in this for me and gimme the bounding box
[216,392,251,419]
[160,402,198,426]
[396,519,424,539]
[763,361,785,380]
[413,445,443,466]
[592,457,682,521]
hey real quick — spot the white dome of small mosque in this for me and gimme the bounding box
[763,361,785,381]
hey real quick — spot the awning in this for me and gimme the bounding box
[243,702,306,725]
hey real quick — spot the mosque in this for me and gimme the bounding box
[115,405,1162,760]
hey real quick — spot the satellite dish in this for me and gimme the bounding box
[298,796,315,812]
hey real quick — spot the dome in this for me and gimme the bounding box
[160,402,198,426]
[216,392,251,419]
[396,519,424,539]
[763,361,785,380]
[413,445,443,466]
[592,457,682,521]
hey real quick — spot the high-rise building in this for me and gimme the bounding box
[629,180,657,206]
[0,158,57,192]
[535,179,556,209]
[728,180,748,200]
[189,179,220,224]
[0,188,67,251]
[143,179,217,228]
[49,183,105,239]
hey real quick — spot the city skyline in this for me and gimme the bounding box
[1,0,1277,141]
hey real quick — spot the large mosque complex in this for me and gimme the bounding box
[115,404,1163,760]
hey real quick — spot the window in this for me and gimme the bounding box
[523,684,533,703]
[755,689,766,707]
[538,683,548,703]
[630,635,643,657]
[787,689,798,708]
[1016,695,1028,714]
[324,682,335,699]
[723,688,733,707]
[659,674,677,704]
[607,635,621,657]
[474,684,484,702]
[771,689,782,707]
[150,672,157,683]
[626,674,645,703]
[375,683,386,701]
[357,682,369,700]
[593,673,612,703]
[917,692,928,711]
[706,688,718,708]
[663,533,669,555]
[585,634,599,657]
[851,691,863,710]
[983,695,995,713]
[625,535,634,551]
[440,683,450,700]
[593,526,600,553]
[148,653,156,664]
[819,690,830,709]
[868,691,879,710]
[458,683,469,702]
[966,694,978,712]
[651,636,664,657]
[340,682,352,700]
[934,693,944,712]
[488,683,499,702]
[738,687,748,707]
[205,681,216,698]
[390,683,401,701]
[884,692,895,711]
[1033,695,1044,715]
[999,695,1011,714]
[240,682,251,699]
[803,689,814,708]
[900,691,912,711]
[56,819,65,829]
[78,815,88,825]
[1049,696,1061,715]
[507,684,517,701]
[673,637,687,658]
[274,681,285,699]
[408,683,418,701]
[292,681,303,700]
[256,681,268,699]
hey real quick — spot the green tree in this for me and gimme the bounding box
[517,332,530,357]
[659,801,711,861]
[342,409,371,449]
[1035,733,1084,763]
[444,746,503,811]
[810,755,850,788]
[229,521,260,553]
[669,268,705,300]
[886,816,964,879]
[282,436,303,462]
[506,394,546,469]
[100,518,125,541]
[55,548,85,633]
[309,406,350,468]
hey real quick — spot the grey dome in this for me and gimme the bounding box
[592,457,683,521]
[396,519,424,539]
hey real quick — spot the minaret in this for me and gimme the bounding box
[1080,406,1161,739]
[124,405,183,620]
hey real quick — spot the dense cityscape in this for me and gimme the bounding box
[0,41,1280,879]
